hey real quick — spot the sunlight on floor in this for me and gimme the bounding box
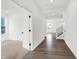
[46,34,55,50]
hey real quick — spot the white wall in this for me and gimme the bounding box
[46,19,64,33]
[8,12,31,50]
[64,0,77,57]
[2,0,32,50]
[7,0,47,50]
[2,0,46,50]
[32,10,46,50]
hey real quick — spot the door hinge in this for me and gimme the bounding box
[29,16,31,18]
[29,43,31,46]
[29,29,31,32]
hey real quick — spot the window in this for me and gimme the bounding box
[1,17,5,34]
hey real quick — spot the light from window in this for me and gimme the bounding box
[1,17,5,34]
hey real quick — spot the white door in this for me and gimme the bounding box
[28,15,32,50]
[22,15,32,50]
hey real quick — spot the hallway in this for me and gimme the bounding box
[23,34,76,59]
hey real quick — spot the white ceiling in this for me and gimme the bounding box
[34,0,70,11]
[2,0,70,19]
[34,0,70,18]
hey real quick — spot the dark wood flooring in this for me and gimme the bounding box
[23,34,76,59]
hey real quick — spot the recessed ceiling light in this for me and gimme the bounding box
[50,0,53,2]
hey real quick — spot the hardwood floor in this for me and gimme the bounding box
[1,40,28,59]
[23,34,76,59]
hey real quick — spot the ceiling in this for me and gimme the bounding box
[34,0,70,11]
[2,0,70,19]
[34,0,70,18]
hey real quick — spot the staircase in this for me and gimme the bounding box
[56,26,64,39]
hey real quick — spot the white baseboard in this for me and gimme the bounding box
[64,40,76,58]
[31,37,45,51]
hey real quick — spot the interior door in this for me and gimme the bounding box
[28,15,32,50]
[22,15,32,50]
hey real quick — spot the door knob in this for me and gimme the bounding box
[21,32,24,34]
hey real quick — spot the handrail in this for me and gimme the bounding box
[57,32,63,37]
[56,25,64,37]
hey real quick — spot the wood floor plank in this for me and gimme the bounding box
[23,34,76,59]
